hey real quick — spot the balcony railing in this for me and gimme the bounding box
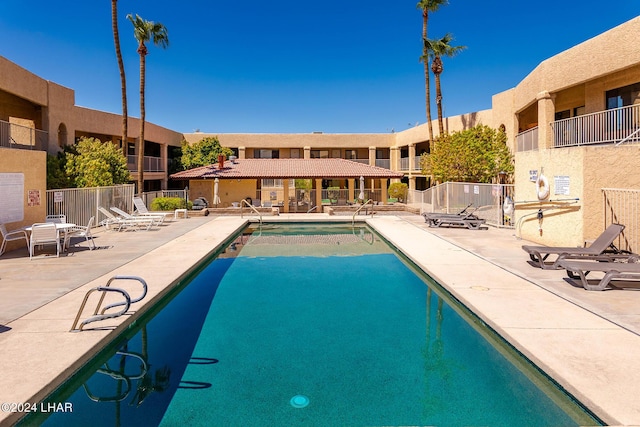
[552,104,640,147]
[400,156,422,171]
[375,159,390,169]
[516,126,538,152]
[127,155,165,172]
[0,119,48,150]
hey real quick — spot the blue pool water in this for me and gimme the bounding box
[34,224,600,427]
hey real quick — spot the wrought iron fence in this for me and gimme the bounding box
[602,187,640,253]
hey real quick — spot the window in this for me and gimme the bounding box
[606,82,640,109]
[344,150,357,159]
[310,150,328,158]
[254,149,279,159]
[290,148,301,158]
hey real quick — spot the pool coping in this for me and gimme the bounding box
[1,214,638,426]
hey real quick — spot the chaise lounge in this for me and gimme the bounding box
[422,205,486,230]
[522,223,627,269]
[558,259,640,291]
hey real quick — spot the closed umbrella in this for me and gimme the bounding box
[359,176,365,201]
[213,178,221,206]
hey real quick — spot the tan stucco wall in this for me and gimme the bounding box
[0,148,46,252]
[582,145,640,239]
[515,148,584,246]
[188,179,257,208]
[184,133,396,152]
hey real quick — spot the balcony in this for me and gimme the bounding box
[515,127,538,152]
[0,119,48,151]
[127,155,164,172]
[551,104,640,147]
[400,156,422,171]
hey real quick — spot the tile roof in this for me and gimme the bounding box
[170,158,404,180]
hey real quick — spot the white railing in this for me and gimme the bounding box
[552,104,640,147]
[602,187,640,253]
[516,126,538,152]
[416,182,515,228]
[46,184,135,228]
[399,156,422,171]
[127,155,164,172]
[0,119,48,150]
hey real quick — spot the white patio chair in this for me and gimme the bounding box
[46,214,67,224]
[29,222,61,259]
[65,216,96,250]
[0,223,29,256]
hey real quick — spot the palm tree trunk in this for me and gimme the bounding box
[434,72,444,136]
[138,52,146,195]
[112,0,128,157]
[422,10,433,145]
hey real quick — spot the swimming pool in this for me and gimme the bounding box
[30,223,600,426]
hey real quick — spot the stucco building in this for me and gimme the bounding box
[1,16,639,248]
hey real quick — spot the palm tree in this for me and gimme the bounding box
[127,13,169,194]
[112,0,128,157]
[416,0,448,146]
[425,34,466,136]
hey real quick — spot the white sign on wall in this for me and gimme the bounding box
[554,176,570,195]
[529,170,538,182]
[0,173,25,223]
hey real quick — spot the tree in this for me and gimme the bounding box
[46,151,73,190]
[112,0,128,156]
[417,0,448,145]
[180,137,233,169]
[388,182,409,202]
[65,137,131,187]
[127,13,169,194]
[420,125,514,183]
[425,34,466,136]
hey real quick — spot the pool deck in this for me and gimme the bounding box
[0,213,639,426]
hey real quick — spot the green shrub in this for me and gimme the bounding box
[388,182,408,202]
[150,197,191,211]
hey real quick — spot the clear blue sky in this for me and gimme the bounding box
[1,1,637,134]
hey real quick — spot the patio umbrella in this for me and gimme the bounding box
[213,178,221,206]
[359,176,365,201]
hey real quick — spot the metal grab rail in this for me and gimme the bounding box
[70,276,148,331]
[352,199,374,225]
[240,199,263,225]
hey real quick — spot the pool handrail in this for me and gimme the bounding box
[240,199,263,225]
[352,199,374,225]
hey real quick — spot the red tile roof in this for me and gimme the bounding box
[170,158,404,180]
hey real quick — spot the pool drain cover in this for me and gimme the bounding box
[290,395,309,408]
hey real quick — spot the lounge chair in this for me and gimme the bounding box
[29,222,61,259]
[132,197,170,224]
[98,207,153,231]
[423,205,486,230]
[45,214,67,224]
[558,259,640,291]
[522,223,627,270]
[110,207,155,231]
[0,223,29,256]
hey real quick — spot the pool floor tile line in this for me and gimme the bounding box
[367,215,640,426]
